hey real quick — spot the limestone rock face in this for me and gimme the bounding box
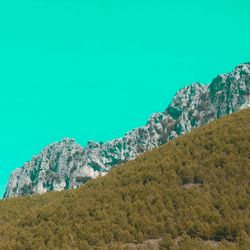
[4,63,250,198]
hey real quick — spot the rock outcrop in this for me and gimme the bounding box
[4,63,250,198]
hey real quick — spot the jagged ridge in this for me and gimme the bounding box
[4,63,250,198]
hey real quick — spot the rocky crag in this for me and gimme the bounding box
[4,63,250,198]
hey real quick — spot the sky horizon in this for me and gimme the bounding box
[1,0,250,197]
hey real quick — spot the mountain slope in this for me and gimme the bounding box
[4,63,250,198]
[0,108,249,249]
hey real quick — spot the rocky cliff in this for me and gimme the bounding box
[4,63,250,198]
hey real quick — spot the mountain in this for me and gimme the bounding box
[4,63,250,198]
[0,108,249,249]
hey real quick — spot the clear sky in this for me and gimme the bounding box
[0,0,250,197]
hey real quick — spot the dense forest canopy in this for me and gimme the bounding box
[0,108,249,249]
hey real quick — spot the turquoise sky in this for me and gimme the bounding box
[0,0,250,197]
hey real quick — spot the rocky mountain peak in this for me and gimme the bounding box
[4,63,250,198]
[87,140,101,148]
[234,62,250,74]
[166,82,207,116]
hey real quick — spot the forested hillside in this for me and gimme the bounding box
[0,109,249,250]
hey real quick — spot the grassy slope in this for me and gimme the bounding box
[0,109,249,250]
